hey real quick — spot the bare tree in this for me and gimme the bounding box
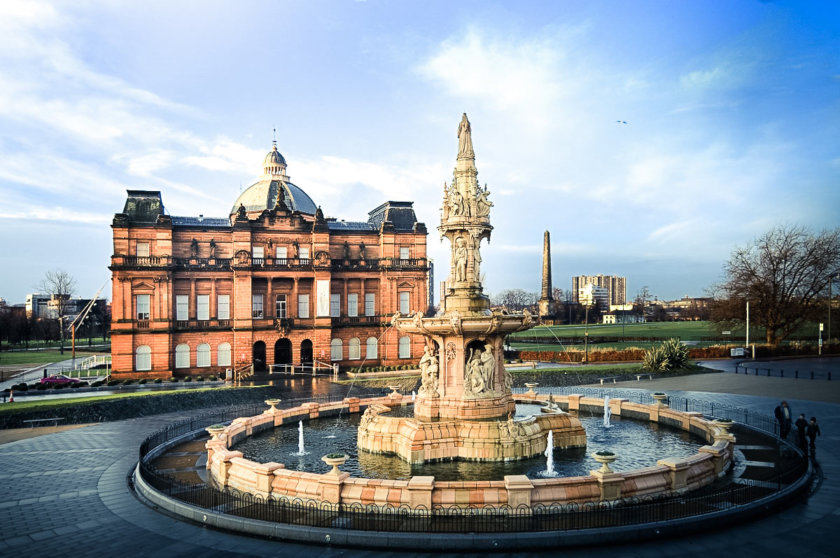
[491,289,539,312]
[39,269,77,353]
[713,225,840,345]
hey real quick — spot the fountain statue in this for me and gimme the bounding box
[357,114,586,463]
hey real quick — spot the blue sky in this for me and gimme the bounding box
[0,0,838,305]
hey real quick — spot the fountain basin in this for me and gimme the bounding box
[206,393,735,510]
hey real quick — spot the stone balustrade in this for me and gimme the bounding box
[205,394,735,510]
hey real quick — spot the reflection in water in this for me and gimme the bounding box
[234,405,702,481]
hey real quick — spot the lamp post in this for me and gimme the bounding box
[584,303,590,364]
[829,273,840,355]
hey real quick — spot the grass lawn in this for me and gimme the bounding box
[0,385,259,413]
[510,322,718,340]
[0,350,101,367]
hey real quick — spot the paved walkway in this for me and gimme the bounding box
[1,365,839,557]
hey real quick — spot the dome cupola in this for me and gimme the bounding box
[263,142,287,178]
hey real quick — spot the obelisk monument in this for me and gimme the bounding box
[538,230,554,319]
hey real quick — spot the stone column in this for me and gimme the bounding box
[254,462,284,497]
[407,476,434,509]
[567,394,582,411]
[590,470,624,501]
[504,475,533,511]
[657,457,692,491]
[318,471,350,505]
[538,230,553,318]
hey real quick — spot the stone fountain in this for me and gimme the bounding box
[357,114,586,464]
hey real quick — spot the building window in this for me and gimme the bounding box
[366,337,378,359]
[330,338,342,361]
[136,295,150,320]
[365,293,375,317]
[197,295,209,321]
[399,246,410,260]
[347,293,358,317]
[197,343,211,367]
[399,291,410,315]
[175,295,188,321]
[276,246,287,260]
[298,294,309,318]
[299,246,310,260]
[252,294,264,318]
[330,293,340,317]
[217,295,230,320]
[175,344,190,368]
[348,338,360,360]
[136,242,150,257]
[218,343,231,367]
[252,246,264,259]
[398,336,411,359]
[276,295,287,318]
[136,345,151,371]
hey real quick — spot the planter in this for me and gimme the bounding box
[525,382,539,396]
[205,425,226,440]
[265,399,281,412]
[652,393,668,407]
[322,454,349,475]
[592,451,617,473]
[388,385,402,397]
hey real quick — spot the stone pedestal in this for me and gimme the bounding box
[591,470,624,501]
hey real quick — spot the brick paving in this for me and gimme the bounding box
[0,361,838,556]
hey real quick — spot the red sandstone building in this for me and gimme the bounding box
[110,143,430,378]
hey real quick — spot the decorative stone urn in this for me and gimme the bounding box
[264,399,281,412]
[652,393,668,407]
[322,453,348,475]
[205,424,226,440]
[713,418,734,433]
[592,450,617,473]
[388,385,402,397]
[525,383,539,396]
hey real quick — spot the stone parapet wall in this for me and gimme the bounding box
[205,394,734,510]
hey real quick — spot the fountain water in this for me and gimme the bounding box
[603,395,612,428]
[543,430,556,477]
[294,420,306,455]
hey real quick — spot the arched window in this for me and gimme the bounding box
[218,343,231,367]
[197,343,211,367]
[175,344,190,368]
[348,338,360,360]
[330,338,343,361]
[398,336,411,359]
[136,345,151,371]
[366,337,378,359]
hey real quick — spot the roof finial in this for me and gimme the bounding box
[272,127,277,147]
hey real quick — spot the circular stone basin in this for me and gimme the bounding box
[232,404,703,481]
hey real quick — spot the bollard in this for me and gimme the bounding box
[780,369,784,377]
[811,371,814,380]
[795,370,799,379]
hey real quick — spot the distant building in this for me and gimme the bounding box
[578,284,608,310]
[572,275,626,306]
[25,293,51,318]
[602,311,645,324]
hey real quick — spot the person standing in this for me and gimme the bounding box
[807,417,822,455]
[795,414,809,456]
[775,401,792,439]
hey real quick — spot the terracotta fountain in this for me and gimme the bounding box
[357,114,586,464]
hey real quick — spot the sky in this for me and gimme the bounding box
[0,0,838,305]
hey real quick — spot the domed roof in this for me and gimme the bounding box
[230,179,318,216]
[263,143,286,166]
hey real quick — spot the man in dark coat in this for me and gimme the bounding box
[774,401,792,439]
[807,417,821,454]
[795,414,808,455]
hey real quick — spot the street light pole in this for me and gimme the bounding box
[584,303,590,364]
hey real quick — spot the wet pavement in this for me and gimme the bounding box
[1,360,839,556]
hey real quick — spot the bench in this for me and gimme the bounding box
[636,374,653,381]
[599,377,619,385]
[21,418,65,428]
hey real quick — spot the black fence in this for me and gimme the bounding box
[136,393,809,534]
[735,363,833,381]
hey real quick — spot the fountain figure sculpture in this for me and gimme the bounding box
[357,115,586,463]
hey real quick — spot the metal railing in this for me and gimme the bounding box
[137,396,809,534]
[735,363,833,381]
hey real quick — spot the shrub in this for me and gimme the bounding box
[107,380,121,386]
[153,378,163,384]
[36,384,48,390]
[208,375,217,381]
[184,377,193,382]
[138,379,147,384]
[123,379,135,385]
[642,338,689,372]
[91,380,105,387]
[70,383,84,388]
[195,375,204,381]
